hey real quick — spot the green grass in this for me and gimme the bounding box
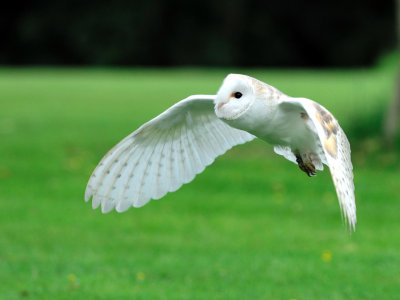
[0,66,399,299]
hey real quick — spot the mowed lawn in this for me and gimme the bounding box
[0,67,399,299]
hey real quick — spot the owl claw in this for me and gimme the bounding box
[295,154,316,177]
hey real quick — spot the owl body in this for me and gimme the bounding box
[216,75,323,167]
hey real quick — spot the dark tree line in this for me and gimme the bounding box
[0,0,397,67]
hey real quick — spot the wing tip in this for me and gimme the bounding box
[115,202,132,213]
[346,217,357,233]
[341,206,357,233]
[84,188,92,202]
[101,202,115,214]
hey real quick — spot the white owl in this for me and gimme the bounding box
[85,74,356,230]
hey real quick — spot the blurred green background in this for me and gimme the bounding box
[1,1,400,299]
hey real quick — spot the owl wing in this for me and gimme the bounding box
[280,98,356,231]
[85,95,255,213]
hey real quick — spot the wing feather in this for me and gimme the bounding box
[135,133,166,207]
[178,124,192,181]
[183,120,203,174]
[148,134,169,200]
[188,115,213,166]
[96,145,135,211]
[114,135,160,213]
[200,115,222,156]
[169,128,183,192]
[86,95,255,212]
[209,116,236,150]
[116,143,148,210]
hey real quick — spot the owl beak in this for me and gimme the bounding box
[217,96,233,110]
[217,101,227,110]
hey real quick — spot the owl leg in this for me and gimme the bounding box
[295,152,316,177]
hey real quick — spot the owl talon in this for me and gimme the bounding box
[296,154,316,177]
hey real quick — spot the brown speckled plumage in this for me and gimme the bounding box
[314,103,338,158]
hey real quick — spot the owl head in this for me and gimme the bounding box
[214,74,256,121]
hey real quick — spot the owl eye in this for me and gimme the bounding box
[233,92,242,99]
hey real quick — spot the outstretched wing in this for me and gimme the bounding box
[280,98,356,231]
[85,95,255,213]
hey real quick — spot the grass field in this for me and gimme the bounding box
[0,66,399,299]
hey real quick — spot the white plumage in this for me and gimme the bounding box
[85,74,356,230]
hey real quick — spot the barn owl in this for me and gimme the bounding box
[85,74,356,230]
